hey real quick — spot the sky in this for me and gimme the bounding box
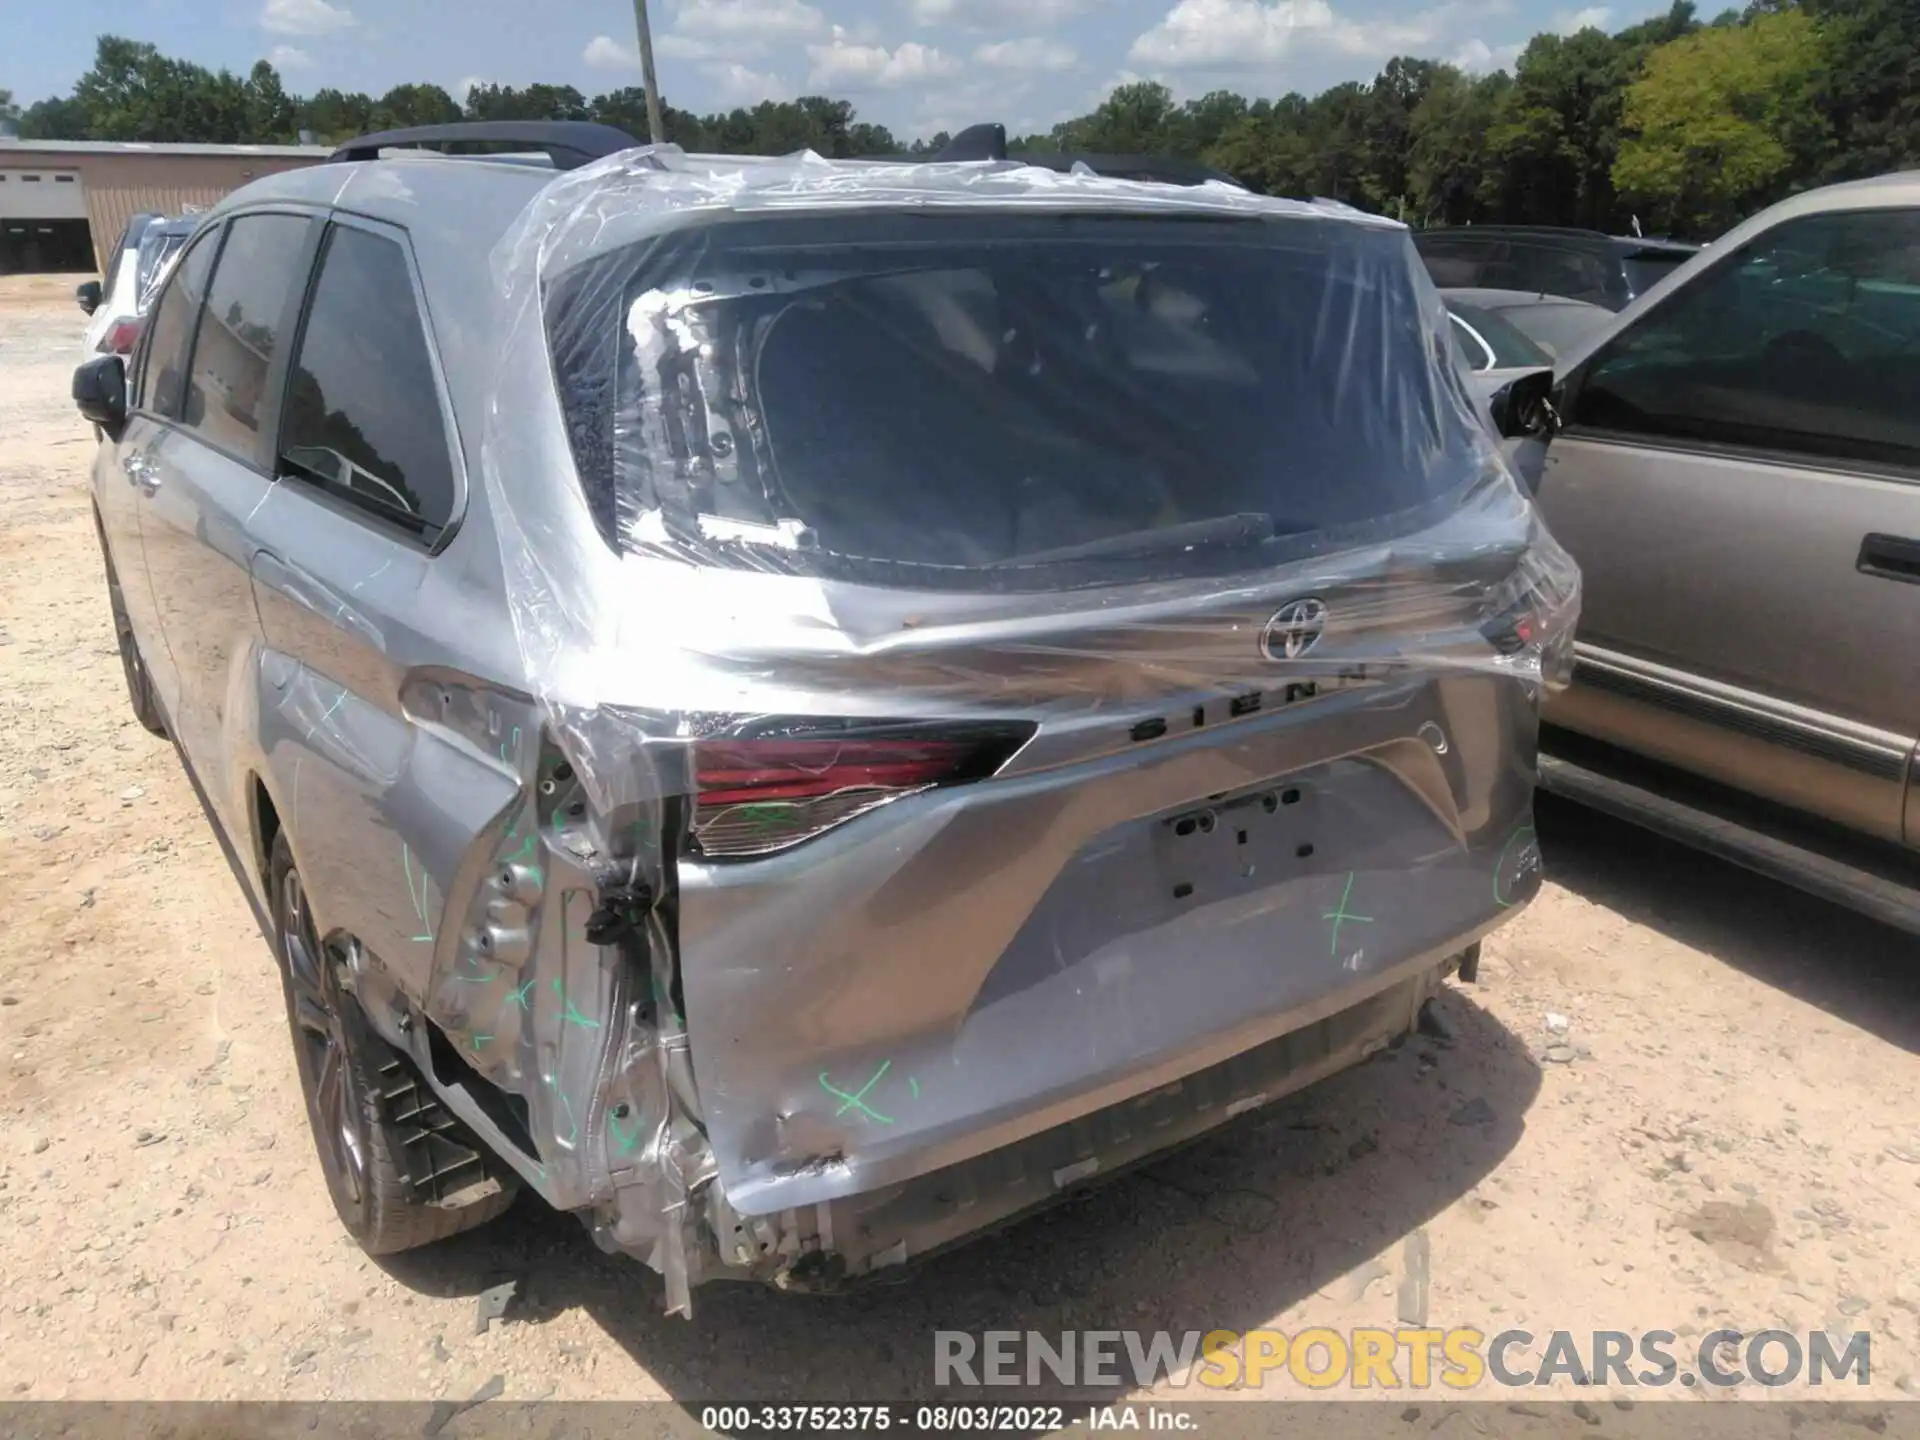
[0,0,1653,142]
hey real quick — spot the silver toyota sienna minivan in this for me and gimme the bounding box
[72,122,1576,1315]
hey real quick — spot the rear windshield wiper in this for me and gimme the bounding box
[992,512,1277,567]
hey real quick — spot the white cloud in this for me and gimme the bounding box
[1128,0,1455,69]
[710,61,792,104]
[975,37,1078,71]
[266,43,314,71]
[1451,36,1524,69]
[657,32,720,59]
[909,0,1094,25]
[673,0,825,41]
[258,0,356,37]
[455,75,488,102]
[1554,5,1611,29]
[807,29,961,88]
[583,34,639,69]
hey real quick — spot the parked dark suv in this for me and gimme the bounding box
[1414,226,1699,311]
[71,120,1577,1316]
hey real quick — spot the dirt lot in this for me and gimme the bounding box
[2,272,1918,1410]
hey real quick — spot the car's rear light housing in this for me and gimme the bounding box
[101,316,142,355]
[690,719,1035,859]
[1479,556,1578,688]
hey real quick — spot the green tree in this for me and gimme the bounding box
[1408,68,1512,224]
[18,95,89,139]
[1051,81,1181,155]
[245,60,297,143]
[1613,7,1831,235]
[0,89,19,126]
[297,88,376,143]
[72,34,252,142]
[1801,0,1920,180]
[371,83,462,131]
[463,83,590,122]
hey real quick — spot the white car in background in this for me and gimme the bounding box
[76,211,199,357]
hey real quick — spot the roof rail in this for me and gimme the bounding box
[326,121,644,171]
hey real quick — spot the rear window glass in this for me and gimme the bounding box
[1622,252,1690,297]
[1495,301,1608,360]
[1445,302,1551,369]
[546,211,1488,592]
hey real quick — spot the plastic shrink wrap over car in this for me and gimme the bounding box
[461,146,1580,1312]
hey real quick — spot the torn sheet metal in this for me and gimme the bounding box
[468,144,1580,1306]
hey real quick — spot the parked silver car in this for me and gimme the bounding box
[1534,169,1920,932]
[73,121,1577,1314]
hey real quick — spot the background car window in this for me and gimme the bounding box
[1497,300,1609,359]
[1446,303,1551,369]
[1447,312,1496,371]
[1482,243,1617,306]
[139,227,221,420]
[278,225,458,538]
[183,214,311,460]
[1417,236,1492,288]
[1570,209,1920,471]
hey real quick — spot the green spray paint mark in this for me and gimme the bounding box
[550,978,601,1030]
[608,1108,643,1156]
[559,1090,579,1144]
[506,979,535,1011]
[908,1076,920,1100]
[1322,871,1373,957]
[471,1033,492,1052]
[819,1061,895,1124]
[499,724,522,764]
[739,803,799,834]
[1493,825,1538,909]
[506,832,538,865]
[400,842,435,944]
[304,689,347,744]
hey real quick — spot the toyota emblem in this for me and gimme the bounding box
[1260,598,1328,660]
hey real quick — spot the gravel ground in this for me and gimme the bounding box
[2,273,1918,1411]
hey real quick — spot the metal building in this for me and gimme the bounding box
[0,138,329,274]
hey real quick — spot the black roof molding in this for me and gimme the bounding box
[327,121,645,171]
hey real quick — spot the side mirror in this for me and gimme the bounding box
[73,354,129,437]
[1487,368,1561,441]
[75,280,103,316]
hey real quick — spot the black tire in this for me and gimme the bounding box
[269,833,516,1255]
[102,541,166,737]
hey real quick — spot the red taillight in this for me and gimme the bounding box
[691,721,1033,858]
[104,317,142,354]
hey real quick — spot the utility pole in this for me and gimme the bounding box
[632,0,666,144]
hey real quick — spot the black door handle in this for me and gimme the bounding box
[1857,533,1920,584]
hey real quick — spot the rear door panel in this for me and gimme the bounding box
[138,212,317,835]
[1541,436,1920,840]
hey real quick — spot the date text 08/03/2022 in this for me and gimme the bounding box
[698,1406,1191,1432]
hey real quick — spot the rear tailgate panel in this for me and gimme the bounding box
[677,668,1542,1216]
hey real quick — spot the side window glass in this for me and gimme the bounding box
[1448,313,1494,372]
[139,228,221,420]
[1571,209,1920,471]
[183,214,312,459]
[278,225,459,540]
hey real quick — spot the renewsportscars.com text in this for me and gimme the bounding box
[934,1328,1871,1391]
